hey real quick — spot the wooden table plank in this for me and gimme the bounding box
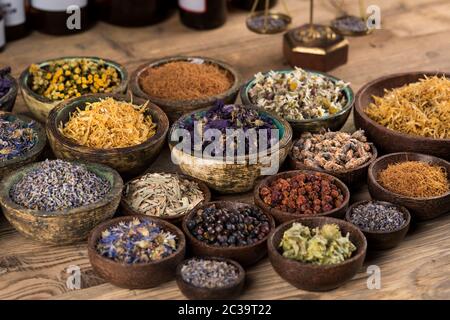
[0,0,450,300]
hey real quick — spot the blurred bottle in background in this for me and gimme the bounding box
[179,0,227,30]
[0,0,28,41]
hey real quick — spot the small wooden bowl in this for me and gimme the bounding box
[345,200,411,250]
[19,56,128,123]
[0,160,123,244]
[240,69,354,137]
[130,56,242,122]
[88,216,186,289]
[254,170,350,225]
[368,152,450,221]
[182,201,276,266]
[176,257,245,300]
[0,112,47,181]
[120,172,212,225]
[288,142,377,189]
[268,216,367,291]
[169,105,293,194]
[354,71,450,160]
[0,73,18,112]
[46,93,169,177]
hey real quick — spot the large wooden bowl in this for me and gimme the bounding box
[368,152,450,221]
[0,73,18,112]
[288,142,378,189]
[268,216,367,292]
[354,72,450,160]
[19,56,128,123]
[0,112,47,182]
[254,170,350,225]
[88,216,186,289]
[182,201,276,266]
[130,56,242,123]
[120,172,212,225]
[240,69,354,137]
[46,93,169,177]
[168,105,293,194]
[0,161,123,244]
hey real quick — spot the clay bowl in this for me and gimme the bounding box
[0,112,47,182]
[46,93,169,177]
[176,257,245,300]
[268,216,367,291]
[288,142,378,189]
[0,160,123,244]
[130,56,242,122]
[0,73,18,112]
[88,216,186,289]
[368,152,450,221]
[169,105,293,194]
[354,71,450,160]
[182,201,276,266]
[19,56,128,123]
[254,170,350,225]
[120,172,212,225]
[240,69,354,137]
[345,200,411,250]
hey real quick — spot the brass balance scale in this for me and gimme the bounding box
[246,0,372,71]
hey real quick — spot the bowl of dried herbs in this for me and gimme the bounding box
[241,68,354,137]
[267,216,367,291]
[0,67,18,112]
[19,56,128,122]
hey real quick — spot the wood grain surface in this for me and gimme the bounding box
[0,0,450,300]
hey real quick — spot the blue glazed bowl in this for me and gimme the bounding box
[240,69,354,137]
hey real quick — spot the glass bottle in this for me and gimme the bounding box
[0,9,5,51]
[0,0,28,41]
[230,0,278,11]
[178,0,227,30]
[29,0,91,35]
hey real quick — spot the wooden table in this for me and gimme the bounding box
[1,0,450,300]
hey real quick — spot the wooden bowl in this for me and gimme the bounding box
[176,257,245,300]
[345,200,411,250]
[168,105,293,194]
[288,142,378,189]
[19,56,128,123]
[0,112,47,182]
[0,160,123,244]
[368,152,450,221]
[120,172,212,225]
[130,56,242,123]
[267,216,367,291]
[240,69,354,137]
[0,73,18,112]
[46,93,169,177]
[354,71,450,160]
[182,201,276,266]
[88,216,186,289]
[254,170,350,225]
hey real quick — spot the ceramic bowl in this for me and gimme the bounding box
[268,216,367,291]
[345,200,411,250]
[368,152,450,221]
[240,69,354,137]
[254,170,350,224]
[0,160,123,244]
[120,172,212,225]
[88,216,186,289]
[0,112,47,181]
[354,71,450,160]
[182,201,276,266]
[130,56,242,122]
[288,142,378,189]
[176,257,245,300]
[0,73,18,112]
[19,56,128,123]
[168,105,293,194]
[46,93,169,177]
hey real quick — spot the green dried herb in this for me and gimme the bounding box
[280,223,356,265]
